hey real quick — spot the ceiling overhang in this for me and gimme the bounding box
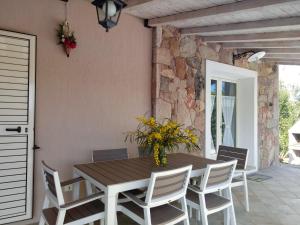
[125,0,300,65]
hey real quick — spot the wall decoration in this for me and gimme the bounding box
[57,21,77,57]
[57,0,77,57]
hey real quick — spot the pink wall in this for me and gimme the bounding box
[0,0,152,223]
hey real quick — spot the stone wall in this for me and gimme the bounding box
[152,26,279,168]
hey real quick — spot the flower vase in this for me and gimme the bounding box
[159,148,168,167]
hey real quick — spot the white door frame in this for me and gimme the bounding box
[205,60,258,170]
[0,29,36,224]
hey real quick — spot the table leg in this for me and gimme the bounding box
[105,188,118,225]
[85,180,93,195]
[72,170,80,200]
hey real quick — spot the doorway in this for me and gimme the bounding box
[210,79,237,153]
[205,60,258,171]
[0,30,36,224]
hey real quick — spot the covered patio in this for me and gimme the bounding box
[118,165,300,225]
[0,0,300,225]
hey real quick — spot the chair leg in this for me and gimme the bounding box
[39,196,49,225]
[189,205,193,218]
[185,216,190,225]
[229,204,237,225]
[180,197,190,225]
[144,208,151,225]
[222,187,230,225]
[243,172,250,212]
[100,219,105,225]
[227,188,237,225]
[115,212,118,225]
[199,194,208,225]
[224,207,230,225]
[56,209,66,225]
[196,208,201,222]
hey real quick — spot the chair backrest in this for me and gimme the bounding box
[217,145,248,170]
[145,165,192,207]
[200,160,237,193]
[41,161,65,207]
[92,148,128,162]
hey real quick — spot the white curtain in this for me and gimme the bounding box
[222,96,235,146]
[211,95,216,151]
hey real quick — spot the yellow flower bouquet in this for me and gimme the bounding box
[126,116,200,166]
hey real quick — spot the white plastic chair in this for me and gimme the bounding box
[186,160,237,225]
[119,165,192,225]
[91,148,145,203]
[217,145,251,211]
[39,161,105,225]
[92,148,128,162]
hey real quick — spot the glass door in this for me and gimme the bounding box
[221,81,237,147]
[210,79,237,154]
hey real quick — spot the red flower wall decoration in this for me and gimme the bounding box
[57,21,77,57]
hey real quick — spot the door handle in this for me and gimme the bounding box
[33,145,41,151]
[6,126,21,133]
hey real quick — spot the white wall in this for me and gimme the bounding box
[0,0,152,224]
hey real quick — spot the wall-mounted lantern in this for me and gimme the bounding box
[92,0,127,32]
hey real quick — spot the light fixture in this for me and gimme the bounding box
[247,51,266,62]
[233,51,266,64]
[92,0,127,32]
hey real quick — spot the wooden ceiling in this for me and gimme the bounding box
[125,0,300,65]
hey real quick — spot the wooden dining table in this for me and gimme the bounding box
[73,153,218,225]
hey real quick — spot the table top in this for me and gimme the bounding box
[74,153,218,186]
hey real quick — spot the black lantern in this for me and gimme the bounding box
[92,0,127,32]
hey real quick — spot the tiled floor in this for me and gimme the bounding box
[118,165,300,225]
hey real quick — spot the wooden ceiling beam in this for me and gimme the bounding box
[265,54,300,59]
[148,0,297,27]
[202,31,300,43]
[273,62,300,66]
[240,48,300,54]
[263,58,300,63]
[222,41,300,49]
[181,16,300,35]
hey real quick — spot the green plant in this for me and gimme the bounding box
[279,83,300,159]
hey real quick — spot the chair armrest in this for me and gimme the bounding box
[61,192,104,210]
[188,184,202,194]
[121,191,147,208]
[61,177,84,187]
